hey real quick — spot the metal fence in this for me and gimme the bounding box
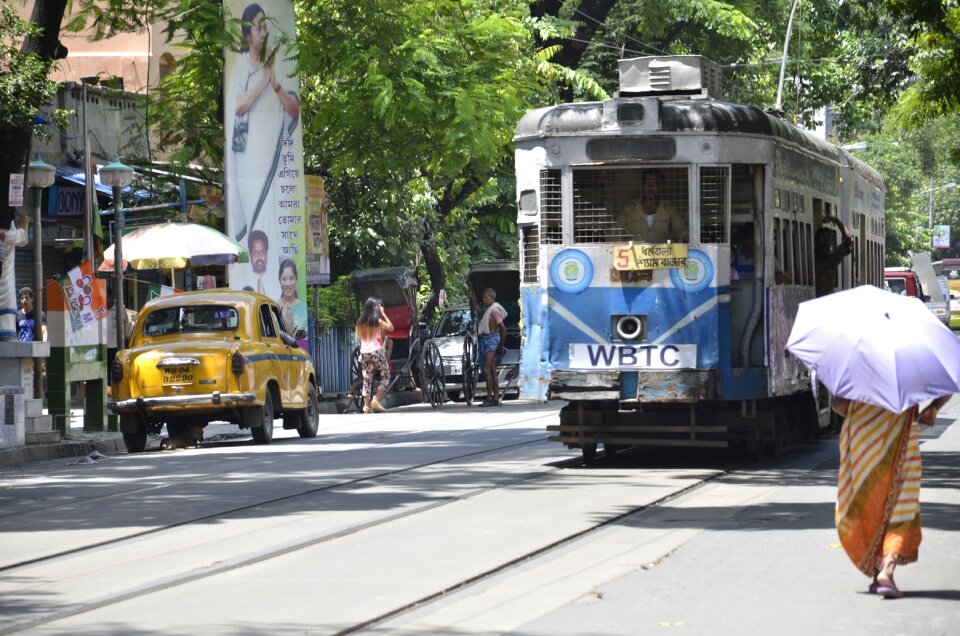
[312,325,354,396]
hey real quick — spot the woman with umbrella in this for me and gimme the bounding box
[831,394,951,598]
[787,285,960,599]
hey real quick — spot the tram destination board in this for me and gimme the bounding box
[613,242,688,270]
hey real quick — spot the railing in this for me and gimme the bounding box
[312,325,354,396]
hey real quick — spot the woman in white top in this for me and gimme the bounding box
[355,298,393,413]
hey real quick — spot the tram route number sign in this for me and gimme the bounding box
[613,242,687,271]
[569,343,697,370]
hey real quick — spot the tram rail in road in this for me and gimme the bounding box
[0,400,779,635]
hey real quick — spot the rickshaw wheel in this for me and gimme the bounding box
[420,341,446,409]
[462,335,478,406]
[349,346,363,412]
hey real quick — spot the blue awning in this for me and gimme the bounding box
[55,165,153,201]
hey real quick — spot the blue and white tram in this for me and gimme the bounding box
[514,56,885,458]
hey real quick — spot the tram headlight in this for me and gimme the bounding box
[612,315,646,341]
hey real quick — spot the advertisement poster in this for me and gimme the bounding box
[223,0,307,339]
[932,224,950,249]
[304,175,330,285]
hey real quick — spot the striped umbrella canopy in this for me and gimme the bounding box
[98,222,249,271]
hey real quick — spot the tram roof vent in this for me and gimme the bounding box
[618,56,723,100]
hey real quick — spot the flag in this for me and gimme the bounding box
[59,260,107,332]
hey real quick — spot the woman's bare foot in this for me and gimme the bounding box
[875,558,902,598]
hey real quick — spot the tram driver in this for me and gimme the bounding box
[622,169,689,243]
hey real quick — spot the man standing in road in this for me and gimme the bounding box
[248,230,269,296]
[471,287,507,407]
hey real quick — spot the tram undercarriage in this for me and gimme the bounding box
[547,374,827,461]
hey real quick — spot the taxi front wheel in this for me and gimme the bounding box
[296,385,319,438]
[251,392,275,444]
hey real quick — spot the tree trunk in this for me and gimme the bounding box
[419,236,445,323]
[1,0,68,226]
[531,0,619,100]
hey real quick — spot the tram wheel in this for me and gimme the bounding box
[581,443,597,463]
[420,341,446,409]
[462,335,478,406]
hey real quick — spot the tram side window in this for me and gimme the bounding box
[521,225,539,283]
[791,220,802,284]
[700,166,729,244]
[540,169,563,244]
[780,220,792,284]
[773,217,788,285]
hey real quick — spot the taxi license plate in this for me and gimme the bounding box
[162,366,195,385]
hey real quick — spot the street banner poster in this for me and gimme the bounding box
[932,224,950,249]
[59,260,107,331]
[8,173,24,208]
[147,284,177,299]
[304,175,330,285]
[222,0,308,341]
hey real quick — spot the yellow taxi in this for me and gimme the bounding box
[109,289,319,452]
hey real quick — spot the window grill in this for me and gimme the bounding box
[522,225,539,283]
[571,167,688,243]
[572,170,630,243]
[699,166,728,243]
[540,169,563,244]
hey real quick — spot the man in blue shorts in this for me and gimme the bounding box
[471,287,507,406]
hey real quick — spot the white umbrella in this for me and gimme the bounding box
[99,222,249,271]
[786,285,960,413]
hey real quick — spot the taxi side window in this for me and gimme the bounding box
[271,306,288,335]
[259,304,278,339]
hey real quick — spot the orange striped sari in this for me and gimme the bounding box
[836,401,922,577]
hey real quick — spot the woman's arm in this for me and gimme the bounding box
[831,396,850,417]
[379,316,394,332]
[919,395,952,427]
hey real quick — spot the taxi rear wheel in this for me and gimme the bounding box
[296,385,319,438]
[120,415,147,453]
[251,392,275,444]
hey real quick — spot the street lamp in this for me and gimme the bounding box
[98,158,134,352]
[919,179,957,229]
[25,154,56,344]
[841,141,868,152]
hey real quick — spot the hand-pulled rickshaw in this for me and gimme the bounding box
[460,260,521,405]
[346,267,446,410]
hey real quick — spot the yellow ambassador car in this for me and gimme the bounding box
[109,289,319,452]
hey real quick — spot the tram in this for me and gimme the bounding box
[514,56,885,458]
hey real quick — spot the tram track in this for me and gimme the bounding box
[1,414,581,634]
[0,445,741,635]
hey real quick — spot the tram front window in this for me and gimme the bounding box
[570,167,689,244]
[622,169,689,243]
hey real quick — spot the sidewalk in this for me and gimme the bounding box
[0,411,126,469]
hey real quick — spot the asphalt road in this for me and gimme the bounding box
[1,398,957,635]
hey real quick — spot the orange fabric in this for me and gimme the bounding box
[836,401,922,577]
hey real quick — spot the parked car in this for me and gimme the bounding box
[109,289,320,452]
[428,261,522,402]
[429,303,521,401]
[884,266,949,326]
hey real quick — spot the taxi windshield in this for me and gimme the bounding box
[143,305,239,336]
